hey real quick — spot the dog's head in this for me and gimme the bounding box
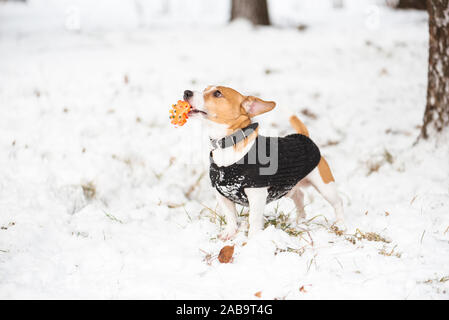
[183,86,276,132]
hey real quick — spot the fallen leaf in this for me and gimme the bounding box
[254,291,262,298]
[301,108,318,119]
[300,284,312,293]
[385,211,390,216]
[218,245,234,263]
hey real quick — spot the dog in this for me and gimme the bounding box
[183,86,345,240]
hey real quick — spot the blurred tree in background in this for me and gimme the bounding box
[395,0,427,10]
[230,0,270,25]
[421,0,449,139]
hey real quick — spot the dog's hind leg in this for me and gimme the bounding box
[306,164,345,229]
[287,187,306,223]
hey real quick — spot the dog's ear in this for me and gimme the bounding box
[241,96,276,117]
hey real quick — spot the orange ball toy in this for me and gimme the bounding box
[169,100,191,126]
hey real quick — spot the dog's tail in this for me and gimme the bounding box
[289,115,309,137]
[289,115,335,184]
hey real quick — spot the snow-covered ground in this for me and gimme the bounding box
[1,0,448,299]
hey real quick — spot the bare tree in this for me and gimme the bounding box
[420,0,449,139]
[230,0,270,26]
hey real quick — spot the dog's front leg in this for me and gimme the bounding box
[216,190,239,240]
[244,187,268,238]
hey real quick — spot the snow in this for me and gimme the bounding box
[0,0,448,299]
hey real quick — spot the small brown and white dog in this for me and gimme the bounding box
[183,86,345,240]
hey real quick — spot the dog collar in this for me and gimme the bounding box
[210,123,259,149]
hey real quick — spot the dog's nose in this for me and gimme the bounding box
[183,90,193,100]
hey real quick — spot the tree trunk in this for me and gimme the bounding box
[421,0,449,139]
[230,0,270,26]
[396,0,427,10]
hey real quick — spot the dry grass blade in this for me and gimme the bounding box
[185,171,206,200]
[422,275,449,284]
[354,229,390,243]
[102,210,123,224]
[198,202,226,225]
[199,249,217,265]
[379,245,401,258]
[329,226,392,246]
[275,246,305,256]
[166,202,185,209]
[265,214,307,238]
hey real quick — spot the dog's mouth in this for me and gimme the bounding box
[188,108,207,116]
[185,101,207,117]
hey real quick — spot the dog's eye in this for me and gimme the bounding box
[213,90,222,98]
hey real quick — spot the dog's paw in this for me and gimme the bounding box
[218,226,238,241]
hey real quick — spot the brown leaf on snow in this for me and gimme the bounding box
[254,291,262,298]
[218,245,234,263]
[299,284,311,293]
[301,108,318,119]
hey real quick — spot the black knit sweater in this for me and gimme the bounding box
[209,134,321,206]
